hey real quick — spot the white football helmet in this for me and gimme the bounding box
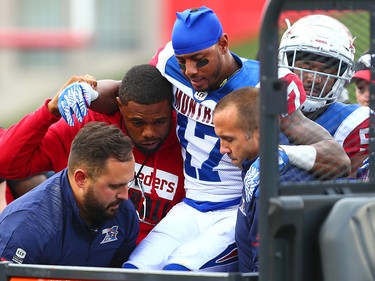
[278,14,355,112]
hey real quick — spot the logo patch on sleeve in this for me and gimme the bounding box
[12,248,26,264]
[100,226,119,244]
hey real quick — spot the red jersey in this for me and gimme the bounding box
[0,128,14,205]
[0,100,185,244]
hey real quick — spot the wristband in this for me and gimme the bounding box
[81,82,99,103]
[91,89,99,101]
[279,145,317,171]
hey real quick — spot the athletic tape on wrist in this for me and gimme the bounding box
[279,145,317,171]
[90,88,99,101]
[80,82,99,102]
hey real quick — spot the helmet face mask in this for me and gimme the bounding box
[278,15,355,113]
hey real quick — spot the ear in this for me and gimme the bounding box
[218,34,229,53]
[73,169,88,190]
[253,128,260,143]
[116,97,124,114]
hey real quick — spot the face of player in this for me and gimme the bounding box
[355,79,370,107]
[294,60,337,98]
[118,100,172,154]
[175,43,227,92]
[213,105,259,168]
[81,157,135,224]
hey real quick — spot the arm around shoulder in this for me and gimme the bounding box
[280,109,350,179]
[90,79,121,115]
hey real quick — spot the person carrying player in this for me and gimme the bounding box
[0,122,139,266]
[0,64,185,244]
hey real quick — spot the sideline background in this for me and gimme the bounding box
[0,0,264,127]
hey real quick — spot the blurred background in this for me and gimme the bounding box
[0,0,264,127]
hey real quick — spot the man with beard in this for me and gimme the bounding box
[0,64,185,244]
[0,122,139,266]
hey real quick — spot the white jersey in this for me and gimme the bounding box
[124,43,307,272]
[152,41,306,204]
[153,42,259,203]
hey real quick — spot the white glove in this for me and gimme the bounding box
[58,82,99,126]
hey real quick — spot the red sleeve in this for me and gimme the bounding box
[0,101,122,179]
[342,118,369,158]
[5,183,14,204]
[278,69,307,115]
[0,100,81,178]
[149,43,169,66]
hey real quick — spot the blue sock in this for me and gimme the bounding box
[163,263,191,271]
[122,263,138,269]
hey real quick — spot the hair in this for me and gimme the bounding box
[118,64,173,106]
[214,86,260,138]
[68,122,134,179]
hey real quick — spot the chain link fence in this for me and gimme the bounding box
[276,9,371,183]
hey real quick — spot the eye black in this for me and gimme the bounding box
[196,59,209,68]
[179,63,186,70]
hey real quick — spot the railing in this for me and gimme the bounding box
[0,262,258,281]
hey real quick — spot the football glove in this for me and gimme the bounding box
[58,82,99,126]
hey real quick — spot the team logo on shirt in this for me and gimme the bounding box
[12,248,26,264]
[243,164,260,203]
[100,226,119,244]
[194,91,208,101]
